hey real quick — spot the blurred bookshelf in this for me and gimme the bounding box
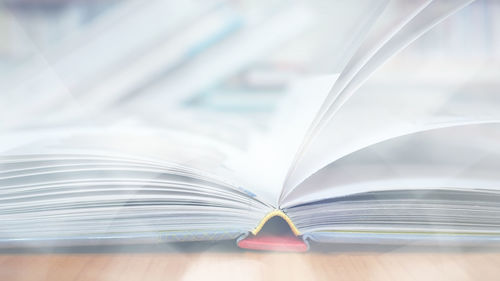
[1,0,499,131]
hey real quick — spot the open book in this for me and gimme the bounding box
[2,0,499,251]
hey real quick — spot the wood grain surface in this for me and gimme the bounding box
[1,242,499,281]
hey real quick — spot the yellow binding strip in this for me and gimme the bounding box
[251,209,301,236]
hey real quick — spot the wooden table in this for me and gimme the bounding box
[1,241,499,281]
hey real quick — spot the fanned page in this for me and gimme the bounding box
[281,62,500,207]
[283,123,500,208]
[280,0,478,202]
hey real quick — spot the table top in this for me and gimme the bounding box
[1,241,499,281]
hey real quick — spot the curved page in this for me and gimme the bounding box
[282,123,500,208]
[282,0,476,200]
[281,58,499,204]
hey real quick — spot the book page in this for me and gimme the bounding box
[280,0,478,203]
[279,59,500,207]
[282,122,500,208]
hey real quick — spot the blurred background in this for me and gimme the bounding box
[0,0,499,138]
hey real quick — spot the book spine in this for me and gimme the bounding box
[250,209,301,236]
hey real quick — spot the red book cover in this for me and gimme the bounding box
[237,235,308,252]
